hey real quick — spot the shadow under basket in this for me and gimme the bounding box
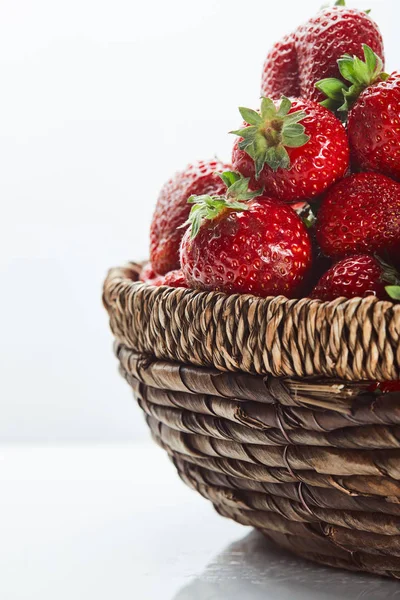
[103,263,400,579]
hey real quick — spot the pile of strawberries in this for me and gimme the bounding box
[141,0,400,304]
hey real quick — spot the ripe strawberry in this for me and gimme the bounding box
[348,72,400,181]
[261,32,300,99]
[231,96,349,203]
[260,2,384,103]
[296,2,384,102]
[163,269,187,288]
[150,159,230,275]
[180,173,312,298]
[139,262,164,286]
[316,173,400,261]
[369,381,400,394]
[310,254,400,302]
[319,45,400,182]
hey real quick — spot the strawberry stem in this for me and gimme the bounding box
[230,96,310,178]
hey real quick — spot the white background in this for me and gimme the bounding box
[1,0,394,443]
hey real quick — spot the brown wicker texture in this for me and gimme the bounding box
[103,263,400,578]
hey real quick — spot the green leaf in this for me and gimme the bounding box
[283,123,304,138]
[316,77,348,101]
[260,97,277,120]
[238,107,262,126]
[265,145,290,172]
[238,138,253,153]
[276,96,292,117]
[225,200,251,211]
[230,126,257,139]
[221,173,263,201]
[386,286,400,301]
[227,177,249,197]
[320,97,340,110]
[282,113,310,149]
[335,0,345,5]
[338,56,358,84]
[365,8,371,14]
[191,213,202,238]
[283,132,310,148]
[252,135,268,178]
[283,109,308,126]
[218,171,241,188]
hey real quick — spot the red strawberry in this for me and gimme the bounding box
[163,269,187,288]
[319,45,400,182]
[369,381,400,394]
[180,173,312,298]
[296,3,384,102]
[316,173,400,261]
[310,254,399,301]
[317,46,400,182]
[260,3,384,103]
[261,32,300,99]
[150,159,230,275]
[231,96,349,203]
[348,72,400,181]
[139,262,164,286]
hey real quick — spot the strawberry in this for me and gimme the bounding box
[150,159,230,275]
[180,172,312,298]
[369,381,400,394]
[348,71,400,180]
[318,45,400,182]
[261,32,300,99]
[140,266,188,288]
[296,2,384,102]
[316,172,400,261]
[231,96,349,203]
[260,2,384,103]
[139,262,164,286]
[163,269,187,288]
[310,254,400,302]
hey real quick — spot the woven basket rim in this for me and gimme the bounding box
[103,262,400,382]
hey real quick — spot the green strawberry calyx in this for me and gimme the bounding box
[230,96,310,178]
[316,44,389,116]
[184,171,262,239]
[386,286,400,301]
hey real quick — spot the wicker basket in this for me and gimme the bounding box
[103,263,400,579]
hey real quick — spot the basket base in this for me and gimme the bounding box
[115,345,400,580]
[261,530,400,579]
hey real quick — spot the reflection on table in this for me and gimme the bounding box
[174,530,400,600]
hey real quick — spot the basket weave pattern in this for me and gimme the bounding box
[104,264,400,578]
